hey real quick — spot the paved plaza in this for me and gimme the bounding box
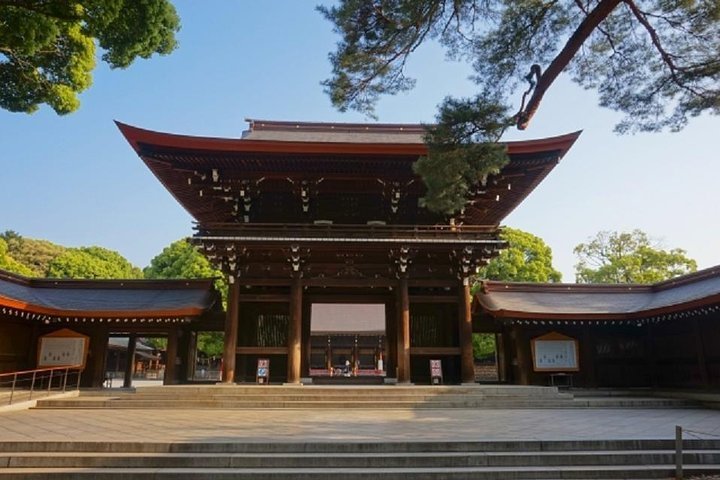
[2,406,720,444]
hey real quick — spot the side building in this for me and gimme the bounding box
[0,269,222,387]
[474,266,720,388]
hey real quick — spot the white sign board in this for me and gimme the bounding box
[533,340,578,371]
[38,337,87,368]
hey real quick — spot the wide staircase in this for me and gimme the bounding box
[1,439,719,479]
[32,384,696,409]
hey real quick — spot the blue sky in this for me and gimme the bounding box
[1,1,717,281]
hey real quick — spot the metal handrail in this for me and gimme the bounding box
[0,365,82,406]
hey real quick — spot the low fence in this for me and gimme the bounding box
[0,366,82,406]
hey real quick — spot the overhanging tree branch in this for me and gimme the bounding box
[516,0,623,129]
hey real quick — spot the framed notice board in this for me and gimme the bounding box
[530,332,579,372]
[37,329,89,369]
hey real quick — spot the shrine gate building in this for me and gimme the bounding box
[118,120,580,385]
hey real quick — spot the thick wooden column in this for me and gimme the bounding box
[85,328,109,388]
[221,278,240,383]
[287,275,303,384]
[512,326,530,385]
[123,335,137,388]
[582,327,597,387]
[164,329,179,385]
[693,318,709,387]
[385,302,397,379]
[459,281,475,384]
[396,275,411,383]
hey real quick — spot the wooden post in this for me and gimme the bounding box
[693,318,709,387]
[123,335,137,388]
[645,323,658,388]
[385,301,397,379]
[582,326,597,387]
[85,328,109,388]
[496,332,507,382]
[459,280,475,384]
[164,329,178,385]
[221,278,240,383]
[287,275,303,384]
[396,275,411,383]
[676,425,683,480]
[513,326,530,385]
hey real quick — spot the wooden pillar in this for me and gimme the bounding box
[496,332,507,382]
[287,275,303,383]
[582,326,597,387]
[85,328,108,388]
[396,275,411,383]
[512,326,530,385]
[164,329,179,385]
[644,324,658,388]
[459,281,475,384]
[123,334,137,388]
[301,300,312,378]
[693,318,709,387]
[385,302,397,379]
[221,278,240,383]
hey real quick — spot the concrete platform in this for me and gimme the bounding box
[2,405,720,443]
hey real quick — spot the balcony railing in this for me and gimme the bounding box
[0,366,82,406]
[194,222,502,244]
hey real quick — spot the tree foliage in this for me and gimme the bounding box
[47,246,143,279]
[0,230,66,276]
[144,238,225,297]
[144,239,226,356]
[574,229,697,283]
[472,227,561,359]
[321,1,720,213]
[0,237,33,276]
[321,0,720,133]
[478,227,562,282]
[0,0,180,114]
[414,96,512,214]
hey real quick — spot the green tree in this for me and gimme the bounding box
[0,230,66,276]
[478,227,562,283]
[144,239,226,356]
[0,0,180,114]
[320,1,720,213]
[0,237,34,276]
[472,227,561,358]
[321,0,719,133]
[574,229,697,283]
[47,246,143,279]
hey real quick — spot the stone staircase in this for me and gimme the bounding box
[32,384,697,409]
[1,439,719,479]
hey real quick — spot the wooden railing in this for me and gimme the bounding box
[0,366,82,406]
[194,222,501,242]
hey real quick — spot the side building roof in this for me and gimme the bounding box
[474,265,720,322]
[0,269,221,324]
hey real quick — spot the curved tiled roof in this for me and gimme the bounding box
[0,270,220,319]
[475,266,720,320]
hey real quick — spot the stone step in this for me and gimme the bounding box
[3,439,718,453]
[2,450,719,468]
[34,399,584,409]
[1,464,719,479]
